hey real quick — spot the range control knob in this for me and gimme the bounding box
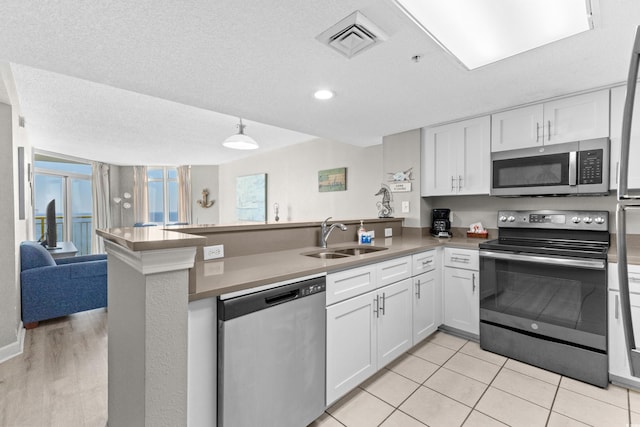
[507,216,516,222]
[595,216,605,225]
[499,215,508,222]
[571,216,581,224]
[583,216,593,224]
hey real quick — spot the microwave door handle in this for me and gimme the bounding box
[620,25,640,200]
[569,151,577,186]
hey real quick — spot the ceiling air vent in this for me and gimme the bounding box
[317,11,388,59]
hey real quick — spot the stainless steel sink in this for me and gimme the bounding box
[302,246,388,259]
[332,246,388,256]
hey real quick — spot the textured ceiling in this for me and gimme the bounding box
[0,0,639,165]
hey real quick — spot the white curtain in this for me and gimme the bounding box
[133,166,149,225]
[91,162,111,254]
[177,165,192,224]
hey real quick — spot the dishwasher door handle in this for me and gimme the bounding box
[265,289,299,306]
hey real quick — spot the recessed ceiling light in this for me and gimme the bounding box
[393,0,594,70]
[314,89,334,100]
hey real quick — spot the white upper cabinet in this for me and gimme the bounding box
[422,115,491,196]
[491,90,610,152]
[609,85,640,190]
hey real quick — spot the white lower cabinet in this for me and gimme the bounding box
[326,278,412,405]
[608,263,640,387]
[326,289,378,405]
[325,257,413,405]
[412,269,441,344]
[443,248,479,337]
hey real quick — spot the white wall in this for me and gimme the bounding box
[218,138,383,223]
[191,165,219,225]
[0,99,30,360]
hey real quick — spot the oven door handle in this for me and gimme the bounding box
[479,250,606,270]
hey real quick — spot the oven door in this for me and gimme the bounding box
[479,250,607,351]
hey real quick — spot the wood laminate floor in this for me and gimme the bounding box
[0,309,107,427]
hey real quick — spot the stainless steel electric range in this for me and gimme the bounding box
[479,210,609,387]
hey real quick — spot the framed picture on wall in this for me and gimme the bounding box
[236,173,267,222]
[318,167,347,192]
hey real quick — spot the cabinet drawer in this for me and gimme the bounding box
[444,248,478,270]
[327,265,376,306]
[412,250,437,275]
[376,256,412,288]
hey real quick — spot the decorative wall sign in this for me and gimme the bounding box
[236,173,267,222]
[318,167,347,192]
[387,167,413,182]
[375,183,393,218]
[197,188,214,208]
[390,182,412,192]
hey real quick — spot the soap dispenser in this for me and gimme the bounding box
[358,220,366,244]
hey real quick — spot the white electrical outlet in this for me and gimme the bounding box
[204,244,224,260]
[401,201,410,213]
[384,228,393,237]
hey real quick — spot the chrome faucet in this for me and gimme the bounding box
[320,217,348,248]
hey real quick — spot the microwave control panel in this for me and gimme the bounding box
[578,149,603,184]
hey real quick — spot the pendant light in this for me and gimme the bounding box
[222,117,259,150]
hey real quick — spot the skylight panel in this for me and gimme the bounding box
[393,0,594,69]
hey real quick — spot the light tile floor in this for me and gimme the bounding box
[310,331,640,427]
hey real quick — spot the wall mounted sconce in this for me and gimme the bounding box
[197,189,215,208]
[113,192,132,226]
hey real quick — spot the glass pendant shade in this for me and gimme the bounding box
[222,118,259,150]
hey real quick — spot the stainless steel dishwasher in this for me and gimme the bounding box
[217,274,326,427]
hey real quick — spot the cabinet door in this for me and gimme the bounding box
[609,85,640,191]
[421,123,459,196]
[326,291,377,405]
[413,270,441,345]
[455,116,491,195]
[444,267,479,336]
[544,89,610,145]
[377,278,413,368]
[491,104,543,152]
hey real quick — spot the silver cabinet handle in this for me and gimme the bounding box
[451,176,457,192]
[547,120,551,141]
[458,175,463,190]
[422,259,433,266]
[536,122,540,142]
[374,295,379,318]
[415,280,421,299]
[450,256,470,263]
[616,294,620,320]
[472,273,476,293]
[381,293,386,316]
[630,276,640,283]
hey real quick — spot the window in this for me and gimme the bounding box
[147,167,178,224]
[33,155,93,255]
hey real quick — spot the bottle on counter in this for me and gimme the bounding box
[358,220,366,244]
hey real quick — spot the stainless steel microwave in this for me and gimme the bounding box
[490,137,610,196]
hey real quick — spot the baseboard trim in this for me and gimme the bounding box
[0,323,25,364]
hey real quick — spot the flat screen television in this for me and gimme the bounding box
[42,199,58,249]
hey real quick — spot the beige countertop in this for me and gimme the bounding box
[97,227,206,252]
[191,235,487,301]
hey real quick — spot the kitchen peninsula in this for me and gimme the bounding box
[97,219,489,426]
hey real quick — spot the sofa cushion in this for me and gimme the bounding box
[20,241,56,270]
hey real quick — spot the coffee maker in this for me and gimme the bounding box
[431,208,452,238]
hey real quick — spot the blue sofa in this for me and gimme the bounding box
[20,241,107,328]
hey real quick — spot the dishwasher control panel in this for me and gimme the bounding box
[301,282,325,296]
